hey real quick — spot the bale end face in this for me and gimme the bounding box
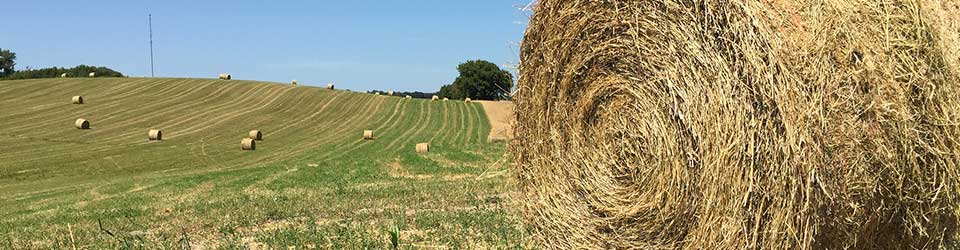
[75,119,90,129]
[415,143,430,154]
[241,138,256,150]
[248,130,263,141]
[363,130,374,140]
[72,96,84,104]
[148,129,163,141]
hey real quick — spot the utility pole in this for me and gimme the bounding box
[149,14,155,77]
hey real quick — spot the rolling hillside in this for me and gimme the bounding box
[0,78,525,248]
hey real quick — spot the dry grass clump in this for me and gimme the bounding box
[148,129,162,141]
[415,143,429,154]
[218,74,231,80]
[512,0,960,249]
[72,96,83,104]
[241,138,256,150]
[74,119,90,129]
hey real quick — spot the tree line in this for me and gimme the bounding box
[0,48,124,80]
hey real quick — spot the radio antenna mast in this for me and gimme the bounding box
[149,14,155,77]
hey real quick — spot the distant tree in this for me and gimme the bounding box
[438,60,513,100]
[0,48,16,77]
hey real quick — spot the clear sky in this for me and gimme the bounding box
[2,1,532,92]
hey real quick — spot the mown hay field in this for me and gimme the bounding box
[0,78,527,248]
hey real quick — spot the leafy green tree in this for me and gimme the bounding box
[0,48,16,77]
[438,60,513,100]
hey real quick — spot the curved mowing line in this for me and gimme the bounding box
[0,80,246,160]
[74,79,214,137]
[93,80,265,143]
[462,103,476,145]
[296,95,397,162]
[0,78,187,132]
[469,104,485,143]
[5,81,268,161]
[449,102,466,144]
[383,100,429,150]
[269,90,349,135]
[0,78,156,121]
[429,101,450,143]
[169,85,296,139]
[247,93,384,166]
[126,83,275,140]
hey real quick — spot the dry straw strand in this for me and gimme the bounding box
[512,0,960,249]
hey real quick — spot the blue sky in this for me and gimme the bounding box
[2,1,532,92]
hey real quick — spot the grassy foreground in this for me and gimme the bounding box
[0,78,527,248]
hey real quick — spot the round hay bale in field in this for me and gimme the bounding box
[513,1,960,249]
[415,143,429,154]
[443,98,449,101]
[363,130,374,140]
[405,95,412,99]
[432,95,439,101]
[464,98,471,103]
[218,73,232,80]
[241,138,256,150]
[291,80,298,86]
[72,96,84,104]
[248,130,263,141]
[88,72,96,77]
[326,83,335,90]
[61,73,69,78]
[74,119,90,129]
[387,91,395,96]
[148,129,163,141]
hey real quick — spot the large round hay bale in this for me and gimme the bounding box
[431,95,439,101]
[326,83,335,90]
[218,73,232,80]
[291,80,298,86]
[241,138,256,150]
[74,119,90,129]
[148,129,163,141]
[405,95,412,99]
[363,130,374,140]
[88,72,96,77]
[464,98,471,103]
[61,73,69,78]
[72,96,84,104]
[415,143,429,154]
[248,130,263,141]
[443,98,449,101]
[387,91,395,96]
[513,1,960,249]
